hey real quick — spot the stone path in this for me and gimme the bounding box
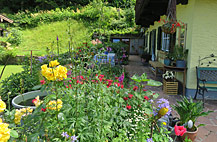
[124,55,217,142]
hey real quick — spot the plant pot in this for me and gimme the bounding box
[12,90,48,109]
[176,60,186,68]
[181,126,198,142]
[164,58,171,66]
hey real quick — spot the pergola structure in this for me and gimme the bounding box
[0,14,13,36]
[0,14,13,23]
[135,0,188,27]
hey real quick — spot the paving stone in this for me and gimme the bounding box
[204,125,217,132]
[203,132,217,142]
[197,117,213,125]
[196,127,210,138]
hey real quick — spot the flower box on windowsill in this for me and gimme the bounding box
[163,79,178,95]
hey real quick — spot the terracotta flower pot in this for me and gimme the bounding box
[181,126,198,142]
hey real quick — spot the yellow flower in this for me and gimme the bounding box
[49,60,59,67]
[47,99,63,111]
[0,118,2,123]
[14,108,33,124]
[41,64,48,77]
[0,121,10,142]
[162,122,167,125]
[158,107,169,118]
[0,99,6,113]
[32,96,43,107]
[45,68,56,81]
[55,65,67,80]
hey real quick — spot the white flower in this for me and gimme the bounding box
[188,120,193,128]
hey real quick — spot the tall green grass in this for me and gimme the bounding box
[0,65,23,81]
[15,19,90,56]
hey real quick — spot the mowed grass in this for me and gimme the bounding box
[0,65,23,81]
[15,19,90,56]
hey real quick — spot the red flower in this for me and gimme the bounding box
[32,99,37,104]
[40,80,45,85]
[41,108,47,112]
[121,84,124,89]
[115,77,119,80]
[123,97,128,101]
[126,105,131,110]
[114,82,120,87]
[79,50,82,52]
[133,86,138,91]
[176,22,181,27]
[144,96,149,100]
[143,89,147,91]
[174,125,186,136]
[128,94,133,99]
[66,85,69,88]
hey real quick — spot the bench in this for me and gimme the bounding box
[149,61,164,77]
[194,67,217,106]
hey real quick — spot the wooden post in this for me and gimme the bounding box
[23,50,40,76]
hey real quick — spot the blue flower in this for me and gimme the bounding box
[71,135,78,142]
[147,138,154,142]
[61,132,69,138]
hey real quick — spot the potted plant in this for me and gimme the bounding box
[164,52,176,66]
[159,18,185,34]
[173,45,188,68]
[173,97,213,141]
[162,71,178,95]
[141,48,151,65]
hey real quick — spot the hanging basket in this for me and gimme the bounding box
[161,22,176,34]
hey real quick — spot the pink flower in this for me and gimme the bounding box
[174,125,186,136]
[40,80,45,85]
[123,97,128,101]
[128,94,133,99]
[144,96,149,100]
[41,108,47,112]
[126,105,131,110]
[133,86,138,91]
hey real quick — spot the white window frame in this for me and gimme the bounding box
[161,32,170,52]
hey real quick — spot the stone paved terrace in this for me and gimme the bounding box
[124,55,217,142]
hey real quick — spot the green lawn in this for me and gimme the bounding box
[15,19,90,56]
[0,65,23,81]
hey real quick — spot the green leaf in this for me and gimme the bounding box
[197,124,205,128]
[147,79,162,86]
[32,84,42,90]
[10,129,19,138]
[131,74,141,83]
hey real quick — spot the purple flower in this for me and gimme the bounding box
[38,56,47,63]
[57,35,59,41]
[61,132,69,138]
[156,98,171,115]
[147,138,154,142]
[118,73,124,84]
[106,47,112,52]
[71,135,78,142]
[122,54,127,58]
[67,70,72,76]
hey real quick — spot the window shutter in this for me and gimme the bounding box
[157,27,162,50]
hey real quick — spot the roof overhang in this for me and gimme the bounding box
[135,0,188,27]
[0,14,14,23]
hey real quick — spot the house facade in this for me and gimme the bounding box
[136,0,217,98]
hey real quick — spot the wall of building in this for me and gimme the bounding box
[186,0,217,90]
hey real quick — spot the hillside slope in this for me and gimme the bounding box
[15,19,89,56]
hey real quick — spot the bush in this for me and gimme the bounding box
[7,28,22,45]
[0,61,40,103]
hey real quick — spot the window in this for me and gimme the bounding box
[112,39,120,43]
[176,24,187,48]
[161,33,170,52]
